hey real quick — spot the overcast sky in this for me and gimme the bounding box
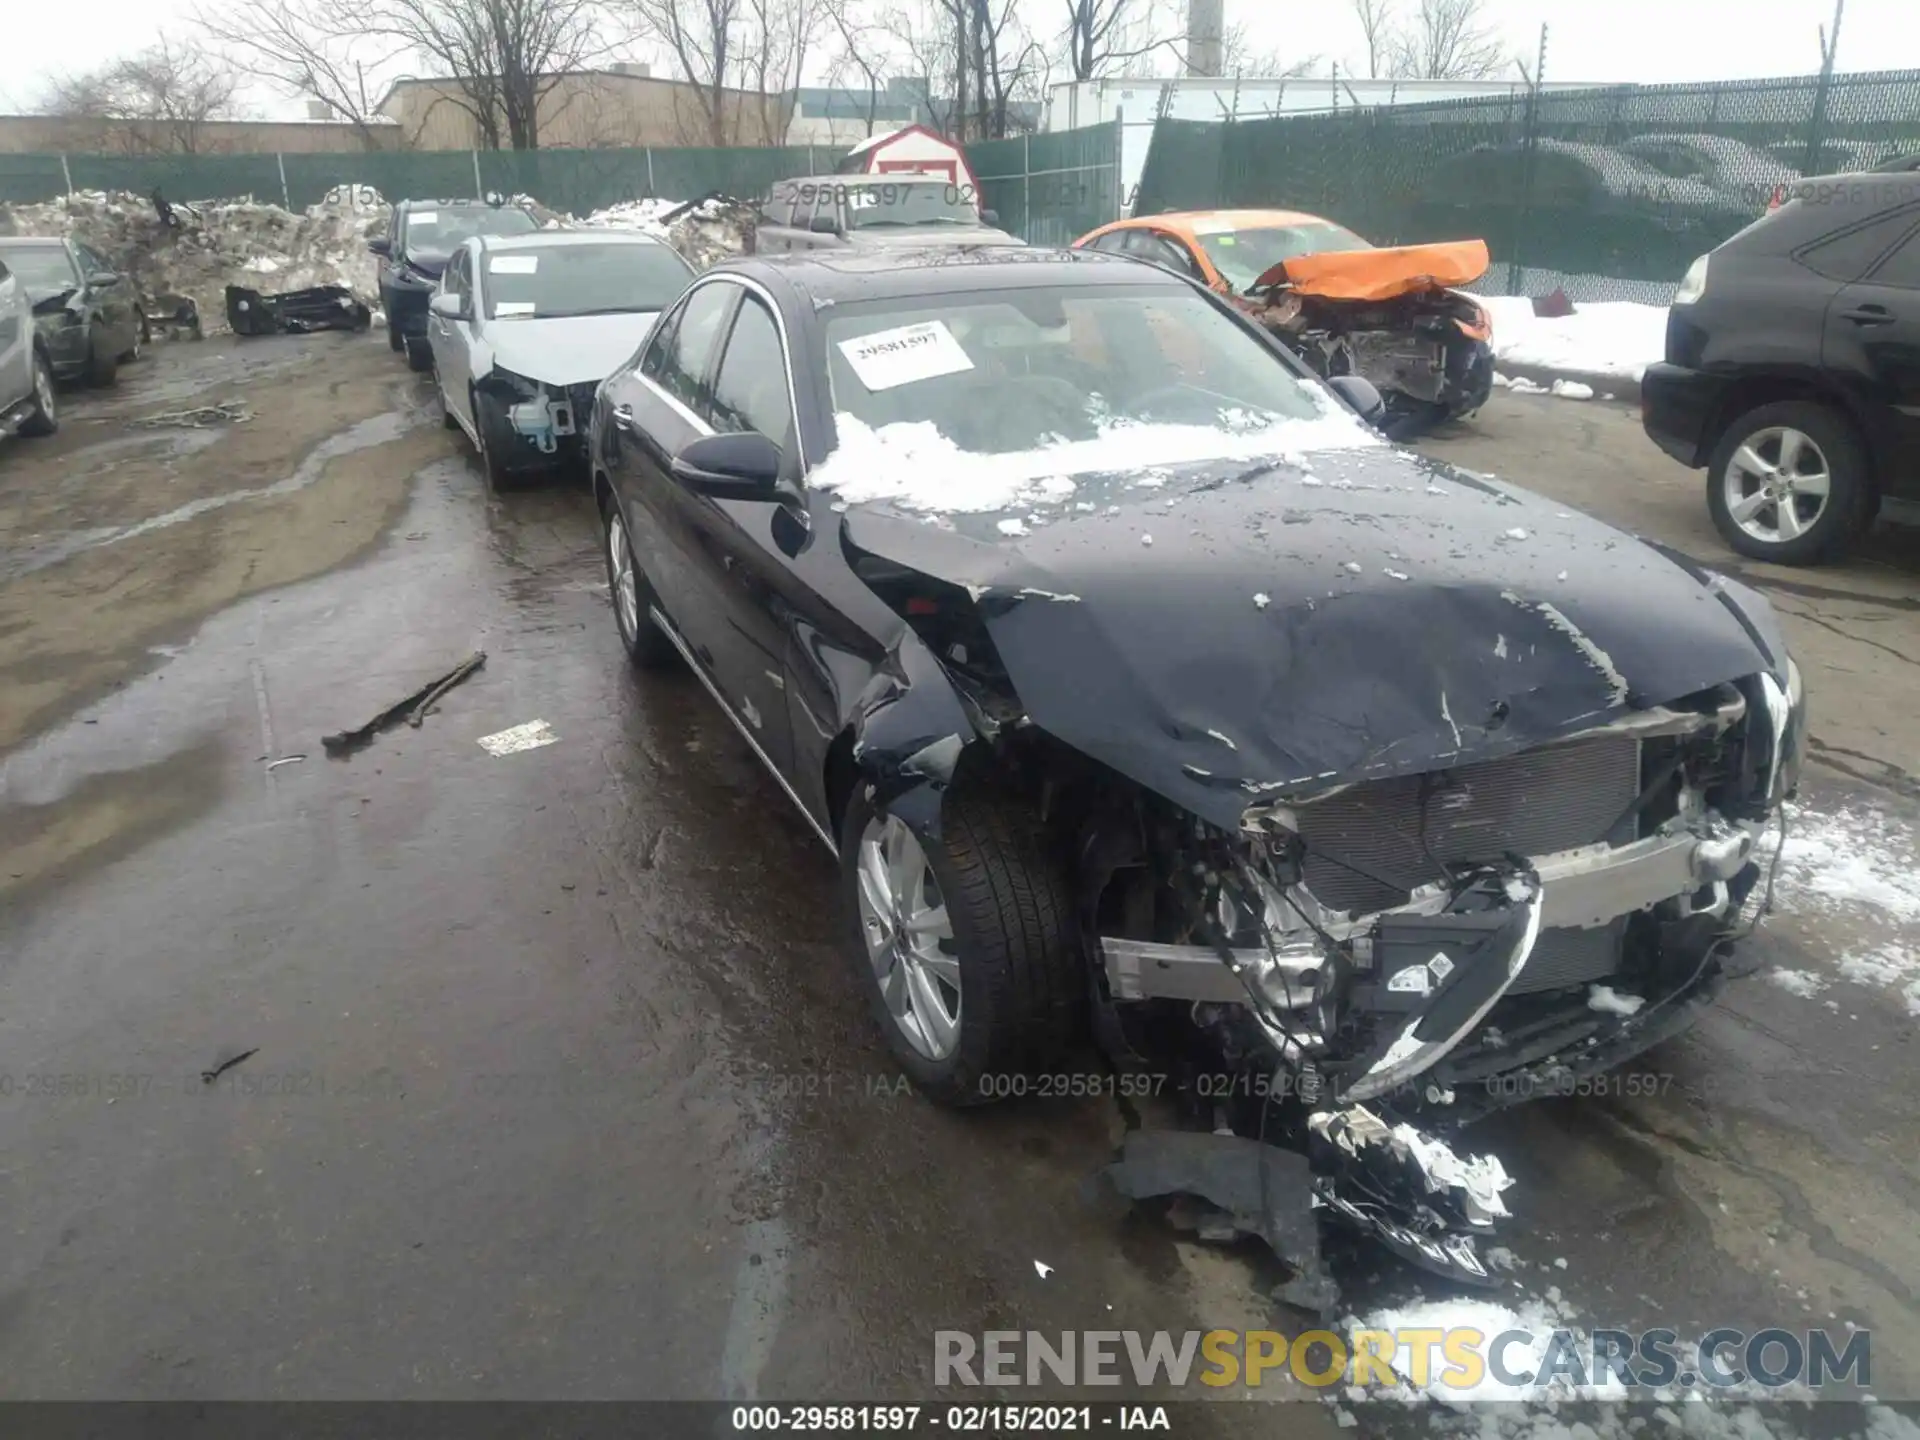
[1,0,1910,121]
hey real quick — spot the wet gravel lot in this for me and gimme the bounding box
[1,337,1916,1432]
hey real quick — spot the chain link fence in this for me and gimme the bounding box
[1133,69,1920,300]
[0,125,1122,242]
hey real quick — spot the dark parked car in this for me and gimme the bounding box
[0,236,145,387]
[371,198,539,371]
[588,248,1803,1284]
[1641,171,1920,564]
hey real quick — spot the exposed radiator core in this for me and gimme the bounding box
[1296,736,1642,916]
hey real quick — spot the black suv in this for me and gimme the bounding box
[370,198,539,371]
[1641,162,1920,564]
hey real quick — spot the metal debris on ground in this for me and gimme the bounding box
[321,652,488,758]
[201,1047,259,1084]
[477,720,559,757]
[127,400,252,429]
[266,755,307,771]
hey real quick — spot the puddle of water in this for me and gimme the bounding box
[0,410,422,584]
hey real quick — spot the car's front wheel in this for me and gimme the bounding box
[404,335,433,372]
[19,350,57,437]
[600,493,679,670]
[1706,400,1875,565]
[841,778,1082,1108]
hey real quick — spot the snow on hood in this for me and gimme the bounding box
[486,310,664,388]
[835,439,1782,831]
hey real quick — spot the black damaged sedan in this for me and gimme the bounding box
[587,248,1804,1283]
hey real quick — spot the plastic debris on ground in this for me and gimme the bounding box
[477,719,560,757]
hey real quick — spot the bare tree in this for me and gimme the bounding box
[624,0,739,145]
[1385,0,1505,80]
[1351,0,1395,79]
[197,1,396,147]
[42,41,244,153]
[1060,0,1182,83]
[821,0,897,136]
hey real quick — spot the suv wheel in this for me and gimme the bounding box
[1706,400,1875,565]
[19,350,58,437]
[840,778,1082,1108]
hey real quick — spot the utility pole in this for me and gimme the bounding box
[1803,0,1845,174]
[1185,0,1224,78]
[1508,23,1548,294]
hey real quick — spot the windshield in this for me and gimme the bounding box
[817,283,1374,503]
[402,206,538,263]
[483,242,692,320]
[840,182,979,230]
[1195,222,1372,292]
[2,244,79,297]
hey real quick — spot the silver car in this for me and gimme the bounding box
[754,175,1025,253]
[0,253,58,443]
[427,229,695,487]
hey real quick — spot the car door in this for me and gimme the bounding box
[433,245,476,425]
[0,258,29,408]
[1826,214,1920,491]
[602,279,740,655]
[683,287,808,774]
[1820,205,1920,495]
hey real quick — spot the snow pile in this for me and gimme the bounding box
[1477,294,1669,384]
[0,186,388,335]
[574,195,755,271]
[807,403,1383,517]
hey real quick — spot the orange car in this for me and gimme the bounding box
[1074,210,1496,439]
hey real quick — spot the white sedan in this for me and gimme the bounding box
[428,229,695,487]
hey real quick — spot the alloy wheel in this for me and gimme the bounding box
[34,361,55,421]
[1723,426,1832,545]
[608,510,640,642]
[856,814,961,1061]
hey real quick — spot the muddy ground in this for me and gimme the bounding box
[0,341,1915,1430]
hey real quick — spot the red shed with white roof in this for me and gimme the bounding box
[835,124,982,195]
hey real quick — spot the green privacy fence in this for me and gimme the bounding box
[0,124,1123,242]
[1133,68,1920,299]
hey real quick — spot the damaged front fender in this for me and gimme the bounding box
[848,626,982,839]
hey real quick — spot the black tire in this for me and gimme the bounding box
[84,336,118,387]
[437,369,459,430]
[19,350,57,437]
[471,386,525,491]
[1706,400,1875,566]
[404,335,433,372]
[599,489,680,670]
[839,775,1083,1108]
[387,320,403,353]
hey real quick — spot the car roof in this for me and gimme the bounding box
[1098,209,1339,237]
[477,229,668,252]
[777,173,954,187]
[712,246,1191,304]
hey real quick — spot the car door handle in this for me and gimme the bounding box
[613,404,636,431]
[1841,304,1895,325]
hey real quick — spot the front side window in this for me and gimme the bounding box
[709,298,793,446]
[641,282,738,417]
[1193,222,1374,293]
[482,242,693,321]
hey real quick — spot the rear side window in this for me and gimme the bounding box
[1869,228,1920,289]
[1795,203,1920,281]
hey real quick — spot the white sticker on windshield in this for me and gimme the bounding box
[494,301,537,317]
[410,211,439,227]
[837,321,974,392]
[490,254,538,274]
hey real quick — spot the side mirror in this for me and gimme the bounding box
[980,209,999,226]
[428,291,466,320]
[809,212,841,235]
[368,237,392,257]
[671,431,785,500]
[88,270,120,288]
[1327,374,1386,425]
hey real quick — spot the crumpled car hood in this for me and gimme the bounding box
[1253,239,1490,301]
[486,312,664,388]
[842,445,1779,831]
